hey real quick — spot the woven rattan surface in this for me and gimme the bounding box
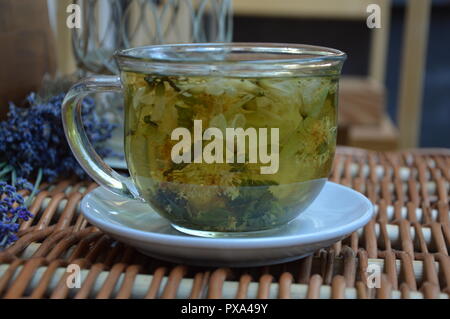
[0,147,449,299]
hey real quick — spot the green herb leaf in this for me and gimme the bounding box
[226,179,283,230]
[144,76,158,88]
[316,141,328,154]
[162,77,181,92]
[143,115,158,127]
[195,208,231,226]
[175,105,194,129]
[154,188,189,220]
[145,76,181,92]
[163,162,189,176]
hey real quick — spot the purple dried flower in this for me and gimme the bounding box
[0,93,116,182]
[0,182,32,249]
[16,178,33,192]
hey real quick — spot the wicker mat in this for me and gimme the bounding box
[0,147,449,299]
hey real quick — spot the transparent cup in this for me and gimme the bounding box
[62,43,346,237]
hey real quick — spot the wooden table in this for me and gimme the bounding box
[0,147,449,299]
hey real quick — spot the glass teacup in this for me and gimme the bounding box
[62,43,346,237]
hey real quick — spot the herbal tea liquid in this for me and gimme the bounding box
[122,72,338,232]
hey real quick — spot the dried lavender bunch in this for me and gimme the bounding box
[0,92,116,181]
[0,91,116,249]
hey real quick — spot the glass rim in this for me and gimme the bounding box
[116,42,346,64]
[115,42,347,77]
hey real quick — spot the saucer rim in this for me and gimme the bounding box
[81,181,374,249]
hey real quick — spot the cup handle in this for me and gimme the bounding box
[62,75,139,199]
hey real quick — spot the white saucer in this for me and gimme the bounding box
[80,182,373,267]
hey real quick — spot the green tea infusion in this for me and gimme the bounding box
[122,72,338,232]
